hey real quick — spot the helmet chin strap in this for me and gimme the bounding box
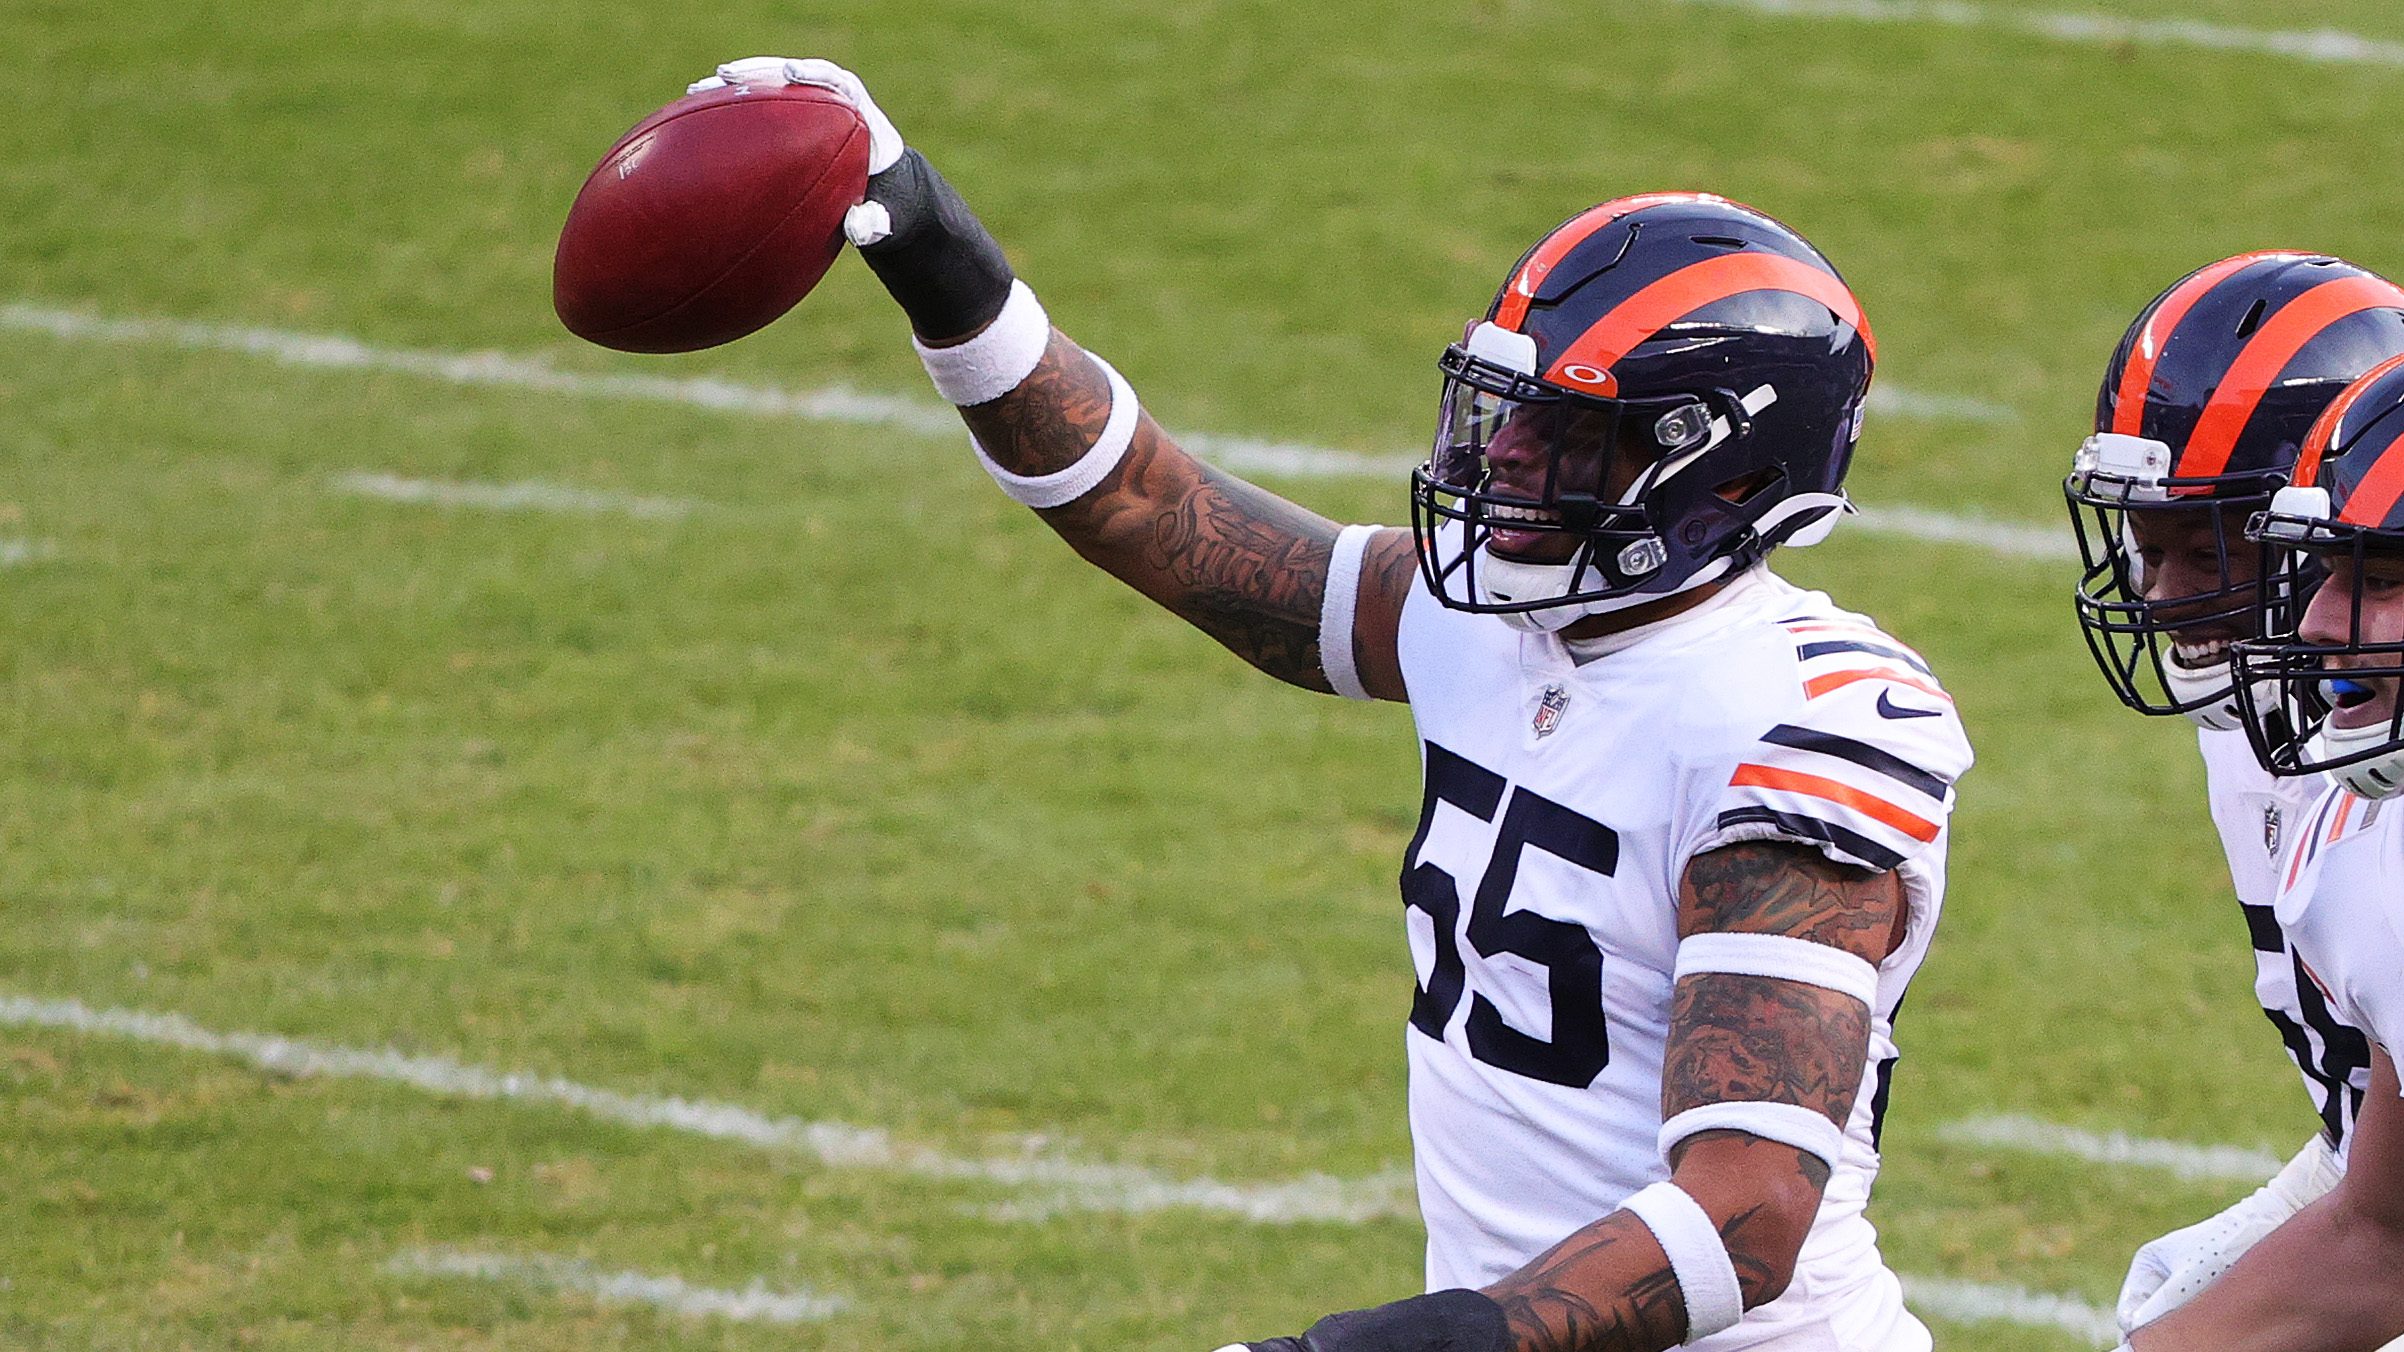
[2163,654,2245,732]
[2308,714,2404,800]
[1480,552,1735,634]
[1475,493,1849,635]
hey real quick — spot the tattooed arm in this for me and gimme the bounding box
[1479,841,1903,1352]
[951,326,1416,698]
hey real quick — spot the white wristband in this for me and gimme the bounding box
[1661,1101,1849,1173]
[914,280,1051,406]
[1319,525,1381,701]
[972,354,1138,509]
[1674,932,1881,1009]
[1620,1181,1745,1340]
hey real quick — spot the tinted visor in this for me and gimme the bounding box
[1412,346,1747,612]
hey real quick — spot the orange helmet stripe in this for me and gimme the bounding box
[2294,350,2404,489]
[2181,273,2404,480]
[1544,252,1870,396]
[1493,193,1724,331]
[2108,253,2293,438]
[2337,428,2404,526]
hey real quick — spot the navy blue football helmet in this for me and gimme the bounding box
[1410,194,1876,631]
[2236,353,2404,797]
[2067,252,2404,726]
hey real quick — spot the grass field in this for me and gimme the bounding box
[5,1,2400,1347]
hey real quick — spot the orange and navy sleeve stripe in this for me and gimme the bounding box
[1715,719,1964,873]
[1783,620,1952,705]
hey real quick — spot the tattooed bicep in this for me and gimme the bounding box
[1676,840,1906,962]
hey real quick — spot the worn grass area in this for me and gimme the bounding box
[3,0,2390,1347]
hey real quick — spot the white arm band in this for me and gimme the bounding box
[1661,1101,1849,1173]
[1619,1181,1745,1341]
[971,354,1139,509]
[1318,525,1380,701]
[913,280,1051,407]
[1673,932,1881,1009]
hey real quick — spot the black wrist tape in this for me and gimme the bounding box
[1300,1290,1508,1352]
[857,149,1017,342]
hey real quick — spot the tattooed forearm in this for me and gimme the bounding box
[1481,1184,1814,1352]
[956,329,1352,691]
[1483,1212,1687,1352]
[959,329,1117,476]
[1678,840,1905,961]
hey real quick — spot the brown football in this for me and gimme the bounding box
[553,80,869,353]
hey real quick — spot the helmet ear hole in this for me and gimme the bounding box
[1713,467,1778,505]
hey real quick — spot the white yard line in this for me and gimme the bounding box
[0,992,1412,1224]
[0,301,2070,563]
[387,1247,843,1324]
[1937,1112,2285,1182]
[331,471,698,519]
[1901,1274,2120,1342]
[1668,0,2404,68]
[4,990,2225,1339]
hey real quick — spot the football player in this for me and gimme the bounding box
[2063,254,2404,1335]
[2122,357,2404,1351]
[717,57,1971,1351]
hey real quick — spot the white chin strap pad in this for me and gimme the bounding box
[2309,718,2404,800]
[2164,654,2243,731]
[1480,551,1732,634]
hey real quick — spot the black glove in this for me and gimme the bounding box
[853,148,1017,342]
[1224,1289,1510,1352]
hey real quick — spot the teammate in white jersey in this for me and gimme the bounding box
[2124,353,2404,1350]
[730,57,1973,1352]
[2063,255,2404,1334]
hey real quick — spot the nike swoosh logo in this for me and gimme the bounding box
[1877,691,1942,720]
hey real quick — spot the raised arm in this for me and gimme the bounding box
[947,324,1417,698]
[2128,1048,2404,1352]
[726,58,1415,698]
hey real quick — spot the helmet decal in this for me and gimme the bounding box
[1545,251,1872,396]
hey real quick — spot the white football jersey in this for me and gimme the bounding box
[2275,787,2404,1110]
[2197,728,2375,1156]
[1395,558,1973,1352]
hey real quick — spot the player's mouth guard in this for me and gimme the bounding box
[2328,677,2377,706]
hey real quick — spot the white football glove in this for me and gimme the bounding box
[686,57,905,245]
[2116,1133,2341,1334]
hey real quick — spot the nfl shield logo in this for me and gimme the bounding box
[2264,804,2282,859]
[1533,683,1571,738]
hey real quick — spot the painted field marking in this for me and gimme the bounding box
[0,302,2070,564]
[387,1247,843,1324]
[332,471,699,520]
[0,538,57,566]
[1937,1112,2285,1182]
[0,992,1413,1224]
[1669,0,2404,68]
[7,990,2233,1339]
[1901,1275,2119,1342]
